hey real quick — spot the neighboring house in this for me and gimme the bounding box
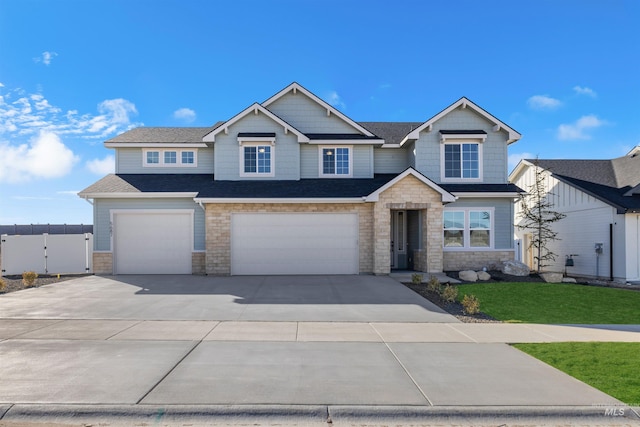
[79,82,522,276]
[510,148,640,283]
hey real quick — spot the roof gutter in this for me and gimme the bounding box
[193,197,365,204]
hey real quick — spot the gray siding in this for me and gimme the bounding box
[300,145,372,178]
[266,92,359,134]
[374,147,409,174]
[444,198,514,249]
[214,112,300,180]
[93,198,205,251]
[414,108,508,184]
[116,146,214,174]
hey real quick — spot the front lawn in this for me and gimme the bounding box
[456,282,640,324]
[514,342,640,404]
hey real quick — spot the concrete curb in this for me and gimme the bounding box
[3,404,639,424]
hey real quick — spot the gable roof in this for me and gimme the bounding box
[104,126,218,147]
[365,168,456,202]
[202,103,309,143]
[399,97,521,146]
[513,154,640,213]
[358,122,423,145]
[262,82,375,137]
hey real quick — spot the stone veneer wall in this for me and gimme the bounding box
[443,250,514,271]
[93,252,113,274]
[205,203,374,276]
[192,252,206,275]
[373,175,444,274]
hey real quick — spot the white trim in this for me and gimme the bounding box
[262,82,375,137]
[443,207,495,250]
[105,143,207,148]
[237,136,276,145]
[203,103,309,143]
[92,250,112,253]
[440,141,483,183]
[306,139,384,145]
[143,148,198,168]
[319,146,353,178]
[366,168,457,203]
[452,192,521,198]
[239,142,275,178]
[400,97,521,146]
[80,192,199,199]
[194,197,365,204]
[440,133,487,143]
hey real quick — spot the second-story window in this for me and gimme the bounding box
[164,151,177,164]
[143,149,198,167]
[320,146,351,177]
[244,145,272,174]
[444,143,479,178]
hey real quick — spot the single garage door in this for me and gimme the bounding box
[231,213,359,275]
[113,211,192,274]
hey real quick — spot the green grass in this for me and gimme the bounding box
[514,342,640,404]
[457,282,640,324]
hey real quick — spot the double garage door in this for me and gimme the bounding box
[113,211,358,275]
[231,213,359,275]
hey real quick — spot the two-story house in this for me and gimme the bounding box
[79,82,522,276]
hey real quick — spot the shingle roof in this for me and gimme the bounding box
[106,124,223,143]
[440,183,523,193]
[358,122,422,145]
[533,154,640,212]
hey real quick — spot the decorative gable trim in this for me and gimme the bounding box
[262,82,375,137]
[400,97,521,146]
[365,167,456,203]
[202,103,309,143]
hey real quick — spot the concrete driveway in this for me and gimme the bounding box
[0,275,634,425]
[0,274,456,322]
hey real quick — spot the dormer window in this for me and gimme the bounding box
[320,146,352,177]
[238,133,276,177]
[144,149,197,167]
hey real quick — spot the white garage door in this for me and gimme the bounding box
[113,211,192,274]
[231,213,359,275]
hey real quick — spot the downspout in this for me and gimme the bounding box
[81,196,93,206]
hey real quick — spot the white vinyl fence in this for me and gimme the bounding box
[1,233,93,276]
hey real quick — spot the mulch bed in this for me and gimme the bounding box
[0,275,80,294]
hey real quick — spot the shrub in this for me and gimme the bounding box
[427,275,441,293]
[0,278,5,292]
[462,294,481,315]
[22,271,38,288]
[441,285,458,303]
[411,273,423,285]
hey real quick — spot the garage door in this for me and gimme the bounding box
[113,211,192,274]
[231,213,358,275]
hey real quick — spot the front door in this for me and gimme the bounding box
[391,210,408,269]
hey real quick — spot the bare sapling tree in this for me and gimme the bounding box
[517,159,566,273]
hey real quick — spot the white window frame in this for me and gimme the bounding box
[239,140,275,177]
[319,145,353,178]
[143,149,198,167]
[443,207,494,250]
[440,138,484,182]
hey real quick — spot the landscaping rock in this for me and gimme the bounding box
[459,270,478,282]
[540,272,563,283]
[477,271,491,281]
[562,277,577,283]
[501,260,530,276]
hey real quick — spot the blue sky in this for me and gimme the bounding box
[1,0,639,224]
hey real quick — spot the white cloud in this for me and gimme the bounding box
[557,115,606,140]
[527,95,562,110]
[34,51,58,65]
[173,107,196,123]
[573,86,597,97]
[508,152,535,171]
[326,91,346,110]
[0,131,79,183]
[86,154,115,175]
[0,87,142,139]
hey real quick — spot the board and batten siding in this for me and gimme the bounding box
[512,165,628,280]
[414,108,508,184]
[266,92,359,134]
[115,147,214,174]
[300,145,373,178]
[93,198,205,252]
[444,198,514,250]
[624,214,640,281]
[213,112,300,180]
